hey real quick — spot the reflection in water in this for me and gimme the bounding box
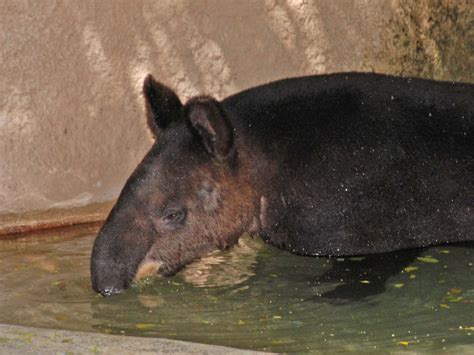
[0,233,472,353]
[317,249,422,302]
[181,235,263,288]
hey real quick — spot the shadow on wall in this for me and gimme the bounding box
[0,0,472,221]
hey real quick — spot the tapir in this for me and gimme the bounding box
[91,72,473,296]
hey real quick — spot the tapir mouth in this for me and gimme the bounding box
[92,226,219,296]
[134,258,188,282]
[134,259,164,282]
[92,260,165,297]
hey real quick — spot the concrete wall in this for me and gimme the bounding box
[1,0,472,218]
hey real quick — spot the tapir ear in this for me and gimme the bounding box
[185,97,235,161]
[143,74,182,136]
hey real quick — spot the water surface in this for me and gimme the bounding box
[0,232,472,352]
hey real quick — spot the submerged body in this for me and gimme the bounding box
[91,73,473,295]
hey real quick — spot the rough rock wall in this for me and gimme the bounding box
[0,0,472,215]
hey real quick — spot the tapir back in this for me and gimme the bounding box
[223,73,473,255]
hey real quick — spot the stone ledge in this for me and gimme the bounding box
[0,324,267,354]
[0,202,114,239]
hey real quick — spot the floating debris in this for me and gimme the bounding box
[134,323,156,330]
[417,256,439,264]
[51,280,66,291]
[450,288,462,295]
[270,338,293,345]
[54,314,69,321]
[446,297,463,303]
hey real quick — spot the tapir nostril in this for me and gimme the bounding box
[100,286,123,297]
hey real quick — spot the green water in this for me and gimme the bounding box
[0,233,472,352]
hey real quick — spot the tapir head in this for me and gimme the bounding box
[91,75,257,296]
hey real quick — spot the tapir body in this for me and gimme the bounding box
[91,73,473,296]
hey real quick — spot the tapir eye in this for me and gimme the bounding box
[162,208,186,226]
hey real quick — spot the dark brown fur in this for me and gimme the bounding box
[91,73,473,296]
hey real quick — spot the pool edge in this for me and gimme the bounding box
[0,202,114,239]
[0,324,269,354]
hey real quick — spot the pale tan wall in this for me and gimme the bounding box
[1,0,472,216]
